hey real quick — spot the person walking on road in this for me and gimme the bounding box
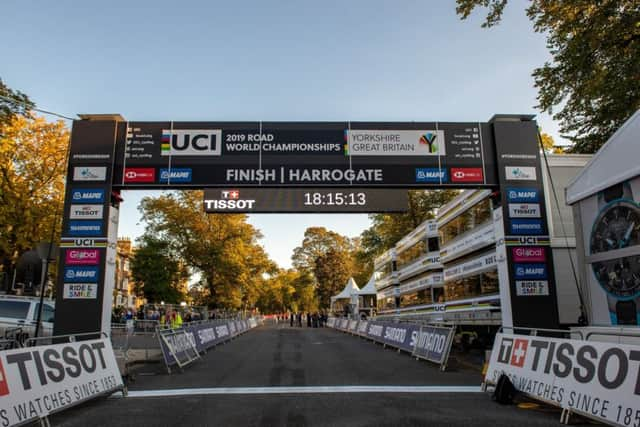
[290,312,294,327]
[306,312,311,327]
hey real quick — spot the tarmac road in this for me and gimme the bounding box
[50,322,587,426]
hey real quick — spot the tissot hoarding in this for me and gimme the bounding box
[112,122,497,187]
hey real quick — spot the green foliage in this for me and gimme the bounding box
[456,0,640,153]
[130,235,186,304]
[291,226,357,309]
[0,79,34,125]
[138,191,275,309]
[314,248,353,309]
[256,269,318,314]
[291,226,353,272]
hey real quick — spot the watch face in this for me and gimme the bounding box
[592,255,640,299]
[590,199,640,254]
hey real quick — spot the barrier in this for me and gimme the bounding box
[327,318,455,370]
[157,317,261,373]
[485,332,640,427]
[412,325,456,370]
[0,337,123,427]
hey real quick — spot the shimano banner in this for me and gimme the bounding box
[157,319,259,369]
[329,319,454,368]
[0,339,123,427]
[412,325,456,365]
[486,333,640,426]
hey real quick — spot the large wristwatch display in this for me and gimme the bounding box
[590,183,640,325]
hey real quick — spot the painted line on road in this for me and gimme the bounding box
[118,385,481,398]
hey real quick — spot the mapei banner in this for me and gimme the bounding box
[0,339,123,426]
[486,333,640,426]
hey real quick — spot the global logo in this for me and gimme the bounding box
[419,132,438,153]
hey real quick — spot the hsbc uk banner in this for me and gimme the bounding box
[0,339,123,427]
[486,333,640,426]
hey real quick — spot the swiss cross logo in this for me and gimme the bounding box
[510,339,528,367]
[221,190,240,199]
[0,359,9,396]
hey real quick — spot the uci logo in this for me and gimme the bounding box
[161,129,222,156]
[519,236,540,245]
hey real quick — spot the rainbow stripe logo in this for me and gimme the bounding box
[161,132,171,153]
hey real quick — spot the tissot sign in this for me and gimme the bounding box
[54,115,559,336]
[487,333,640,426]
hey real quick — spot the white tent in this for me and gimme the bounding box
[358,273,378,295]
[332,277,360,300]
[566,109,640,205]
[330,277,360,314]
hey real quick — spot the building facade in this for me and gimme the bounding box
[373,153,591,328]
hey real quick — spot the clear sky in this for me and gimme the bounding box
[1,0,558,269]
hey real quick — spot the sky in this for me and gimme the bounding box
[1,0,558,269]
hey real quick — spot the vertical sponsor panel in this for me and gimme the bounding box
[55,119,119,336]
[492,117,559,329]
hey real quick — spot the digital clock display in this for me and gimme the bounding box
[203,188,408,213]
[303,192,367,207]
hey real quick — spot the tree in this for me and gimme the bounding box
[130,235,187,303]
[314,248,353,309]
[456,0,640,153]
[0,79,34,125]
[138,191,276,309]
[291,227,353,272]
[0,115,69,287]
[254,269,318,314]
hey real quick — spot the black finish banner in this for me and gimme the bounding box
[112,121,497,188]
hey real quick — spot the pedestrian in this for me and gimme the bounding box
[297,312,302,327]
[290,312,294,327]
[306,312,311,327]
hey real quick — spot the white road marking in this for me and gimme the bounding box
[118,385,481,398]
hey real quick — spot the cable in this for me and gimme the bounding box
[0,93,75,121]
[537,129,588,325]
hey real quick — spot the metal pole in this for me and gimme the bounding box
[34,243,53,338]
